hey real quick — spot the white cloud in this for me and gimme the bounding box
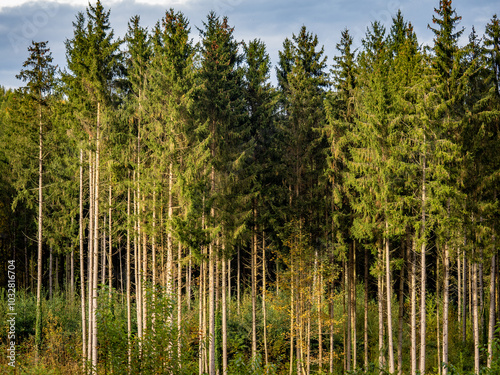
[0,0,192,11]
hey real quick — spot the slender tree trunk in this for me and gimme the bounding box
[365,245,369,370]
[252,209,258,360]
[178,242,182,367]
[209,164,216,375]
[222,252,227,374]
[142,210,147,334]
[437,254,441,375]
[378,242,385,372]
[346,258,351,372]
[473,260,480,374]
[237,246,241,315]
[352,241,357,370]
[328,270,334,374]
[91,102,100,373]
[263,233,269,367]
[420,147,427,375]
[458,252,462,324]
[167,163,173,298]
[463,249,467,342]
[398,236,406,375]
[290,260,295,375]
[108,184,112,301]
[127,174,131,370]
[79,149,86,371]
[487,254,496,368]
[410,234,417,375]
[87,149,94,367]
[35,102,43,362]
[318,260,323,372]
[49,245,53,300]
[443,242,449,374]
[385,230,395,373]
[187,247,192,311]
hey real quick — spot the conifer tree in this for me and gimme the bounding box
[12,40,56,362]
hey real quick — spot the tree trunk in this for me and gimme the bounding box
[178,242,182,367]
[378,242,385,372]
[263,233,269,367]
[443,242,449,374]
[410,234,417,375]
[419,147,427,375]
[290,260,295,375]
[222,252,228,374]
[346,257,351,372]
[87,148,94,367]
[437,254,441,375]
[365,245,369,370]
[487,254,496,368]
[91,102,100,372]
[35,101,43,362]
[79,149,86,370]
[463,252,467,342]
[108,184,112,301]
[398,236,406,375]
[252,209,258,360]
[352,241,357,370]
[127,174,131,369]
[237,246,241,316]
[473,260,480,374]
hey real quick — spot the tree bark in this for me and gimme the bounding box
[365,245,369,370]
[263,233,269,367]
[91,102,100,372]
[222,252,228,374]
[35,100,43,362]
[127,174,131,369]
[410,235,417,375]
[473,260,480,374]
[398,236,406,375]
[443,242,449,374]
[252,208,258,360]
[487,254,496,368]
[420,146,427,375]
[79,149,86,370]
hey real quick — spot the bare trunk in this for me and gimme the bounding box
[109,185,112,301]
[222,252,227,374]
[49,245,53,300]
[398,236,406,375]
[290,260,295,375]
[127,175,131,369]
[237,246,241,315]
[463,251,467,342]
[473,260,480,374]
[263,233,269,367]
[410,234,417,375]
[79,149,86,370]
[35,101,43,362]
[87,149,94,367]
[419,148,427,375]
[346,258,351,372]
[352,241,357,370]
[178,242,182,367]
[252,210,258,360]
[365,245,369,370]
[378,242,385,371]
[487,254,496,368]
[91,103,100,372]
[443,243,449,374]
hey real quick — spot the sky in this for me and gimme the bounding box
[0,0,497,89]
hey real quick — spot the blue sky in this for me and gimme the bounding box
[0,0,497,89]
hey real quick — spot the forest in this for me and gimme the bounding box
[0,0,499,374]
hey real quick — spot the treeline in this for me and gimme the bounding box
[0,0,499,374]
